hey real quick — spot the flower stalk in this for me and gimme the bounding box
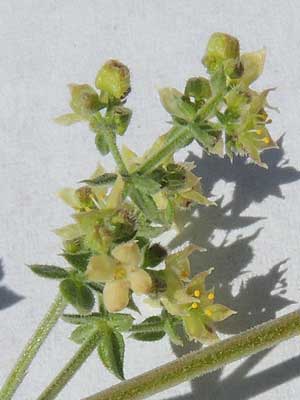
[0,293,67,400]
[37,329,102,400]
[83,310,300,400]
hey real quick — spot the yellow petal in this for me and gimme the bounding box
[112,241,142,267]
[103,280,130,312]
[183,315,219,344]
[86,254,116,282]
[57,188,81,209]
[128,269,152,295]
[204,304,237,322]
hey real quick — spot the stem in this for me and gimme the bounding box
[137,125,192,175]
[0,292,67,400]
[37,329,102,400]
[83,310,300,400]
[105,129,128,175]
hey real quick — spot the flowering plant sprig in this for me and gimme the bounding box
[1,33,295,400]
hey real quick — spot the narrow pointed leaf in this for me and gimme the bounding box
[28,264,69,280]
[60,279,95,314]
[98,329,125,380]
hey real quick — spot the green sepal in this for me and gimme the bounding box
[87,281,104,293]
[98,328,125,380]
[126,296,141,314]
[60,278,95,314]
[131,316,165,342]
[80,173,117,186]
[61,252,91,272]
[129,188,163,224]
[28,264,69,280]
[70,323,97,344]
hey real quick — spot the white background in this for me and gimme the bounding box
[1,1,300,399]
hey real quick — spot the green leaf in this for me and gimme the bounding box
[159,88,196,122]
[131,316,166,342]
[95,132,110,155]
[60,279,95,314]
[28,264,69,280]
[163,312,183,346]
[108,314,134,332]
[126,296,141,314]
[61,252,91,272]
[130,175,161,195]
[80,173,117,186]
[62,312,103,325]
[98,329,125,380]
[70,324,97,344]
[87,281,104,293]
[129,188,163,223]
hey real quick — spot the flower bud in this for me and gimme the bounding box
[143,243,167,268]
[109,106,132,135]
[75,186,94,208]
[95,60,131,99]
[202,33,240,73]
[184,77,211,100]
[69,84,101,116]
[223,59,244,79]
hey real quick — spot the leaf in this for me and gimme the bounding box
[98,328,125,380]
[108,313,134,332]
[126,296,141,314]
[131,316,165,342]
[159,88,196,122]
[54,113,84,126]
[70,324,96,344]
[60,279,95,314]
[62,312,103,325]
[95,132,110,155]
[130,175,161,195]
[80,173,117,186]
[87,281,104,293]
[129,188,163,223]
[61,252,91,272]
[28,264,69,280]
[162,312,183,346]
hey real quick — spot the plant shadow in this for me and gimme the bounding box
[0,258,24,310]
[164,138,300,399]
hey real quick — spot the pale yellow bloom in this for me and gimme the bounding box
[86,241,152,312]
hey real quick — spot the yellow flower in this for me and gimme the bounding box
[161,267,236,344]
[86,241,152,312]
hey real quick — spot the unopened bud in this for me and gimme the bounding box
[75,186,94,208]
[202,32,240,73]
[69,84,101,116]
[95,60,131,99]
[109,106,132,135]
[184,77,211,100]
[143,243,167,268]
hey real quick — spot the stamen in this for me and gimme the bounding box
[205,309,213,317]
[191,302,199,309]
[207,292,215,301]
[263,137,270,144]
[194,289,201,298]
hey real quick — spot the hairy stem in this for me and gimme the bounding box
[82,310,300,400]
[37,329,102,400]
[105,129,128,175]
[137,125,192,175]
[0,292,67,400]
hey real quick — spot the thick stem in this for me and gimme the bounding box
[83,310,300,400]
[137,125,192,175]
[37,329,102,400]
[0,292,67,400]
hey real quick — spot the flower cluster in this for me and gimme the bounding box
[29,33,276,379]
